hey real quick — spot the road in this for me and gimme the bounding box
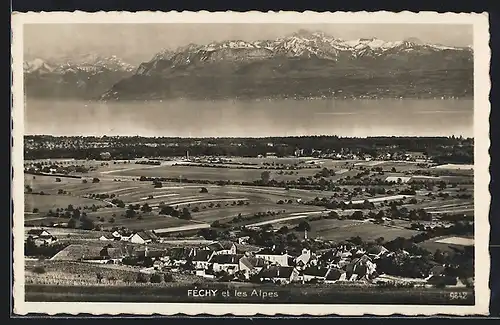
[246,211,327,227]
[154,223,211,234]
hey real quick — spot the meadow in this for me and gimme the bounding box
[23,157,474,241]
[25,193,103,213]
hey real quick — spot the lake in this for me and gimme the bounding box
[24,99,473,137]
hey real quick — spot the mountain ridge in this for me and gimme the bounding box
[102,31,473,101]
[24,55,136,99]
[24,31,473,101]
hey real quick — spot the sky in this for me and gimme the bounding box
[24,23,473,65]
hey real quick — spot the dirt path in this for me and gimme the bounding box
[246,211,327,227]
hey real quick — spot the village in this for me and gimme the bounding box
[25,223,473,290]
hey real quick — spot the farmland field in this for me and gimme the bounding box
[23,156,475,240]
[316,222,421,242]
[113,164,323,182]
[434,236,474,246]
[25,193,103,212]
[432,164,474,170]
[274,216,422,242]
[102,215,196,231]
[418,241,470,253]
[25,227,106,240]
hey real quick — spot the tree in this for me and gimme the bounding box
[438,181,447,190]
[352,210,364,220]
[198,228,219,240]
[260,171,271,183]
[163,273,174,282]
[180,207,192,220]
[434,249,445,263]
[328,211,339,219]
[200,187,208,193]
[80,216,95,230]
[82,179,88,183]
[25,185,33,193]
[349,236,363,246]
[55,178,62,182]
[25,236,37,256]
[125,208,137,219]
[150,273,163,283]
[297,221,311,232]
[67,218,77,228]
[32,208,39,213]
[72,209,81,219]
[136,273,148,283]
[141,203,152,213]
[92,177,100,183]
[211,220,222,228]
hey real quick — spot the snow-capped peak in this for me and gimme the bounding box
[139,29,471,71]
[23,58,55,73]
[24,54,136,74]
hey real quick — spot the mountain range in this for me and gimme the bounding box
[25,30,473,100]
[24,54,135,99]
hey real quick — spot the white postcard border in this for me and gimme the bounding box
[11,10,491,316]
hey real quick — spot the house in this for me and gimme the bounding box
[34,236,57,246]
[153,260,164,271]
[295,248,314,270]
[100,151,112,160]
[210,254,243,274]
[195,267,216,279]
[238,236,250,245]
[324,268,344,284]
[257,266,299,284]
[120,234,133,242]
[192,249,214,270]
[167,247,193,266]
[302,266,329,282]
[255,247,292,266]
[129,230,158,244]
[426,275,458,287]
[99,234,116,241]
[27,229,52,239]
[99,231,122,241]
[425,264,446,280]
[135,246,166,259]
[345,255,377,281]
[205,241,237,255]
[99,245,125,263]
[28,229,57,245]
[367,245,389,259]
[238,256,268,279]
[405,151,427,161]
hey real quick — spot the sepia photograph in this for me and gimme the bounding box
[11,11,490,316]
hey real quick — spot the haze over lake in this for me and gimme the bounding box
[25,99,473,138]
